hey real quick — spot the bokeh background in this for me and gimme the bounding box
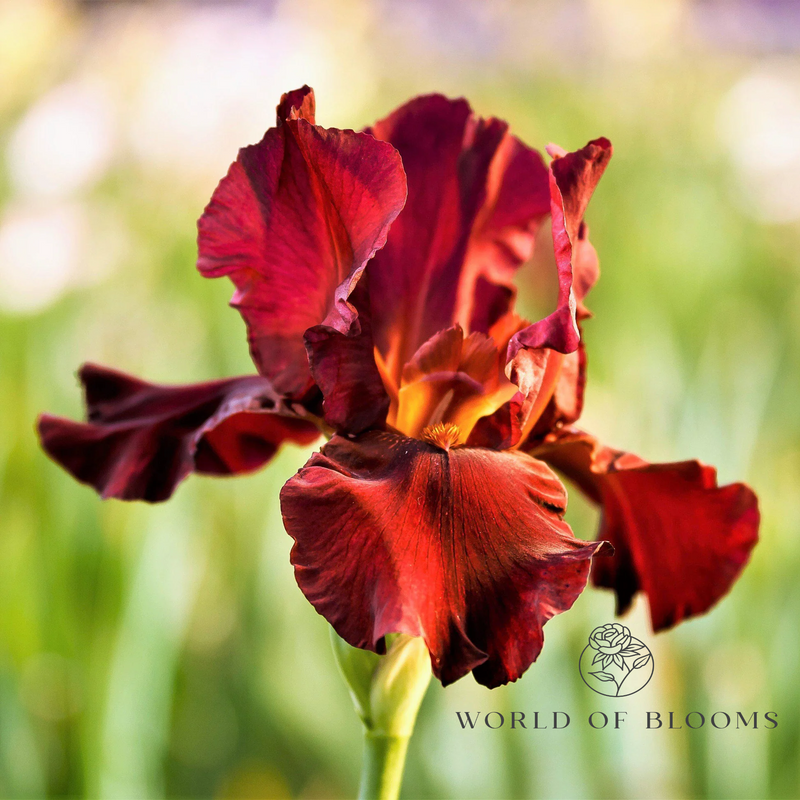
[1,0,798,798]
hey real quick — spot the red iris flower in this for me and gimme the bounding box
[38,87,759,688]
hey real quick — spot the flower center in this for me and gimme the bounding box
[421,422,463,451]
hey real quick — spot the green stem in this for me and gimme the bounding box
[359,732,411,800]
[330,631,431,800]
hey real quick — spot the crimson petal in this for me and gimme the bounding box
[38,364,319,502]
[275,85,315,123]
[366,95,550,386]
[464,222,595,450]
[535,430,759,630]
[508,139,611,362]
[198,86,407,396]
[280,431,611,687]
[528,223,601,436]
[469,347,565,451]
[304,276,390,434]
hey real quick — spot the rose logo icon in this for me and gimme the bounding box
[579,624,654,697]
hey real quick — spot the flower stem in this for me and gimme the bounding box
[330,630,431,800]
[359,732,411,800]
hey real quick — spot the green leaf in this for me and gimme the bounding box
[590,671,616,682]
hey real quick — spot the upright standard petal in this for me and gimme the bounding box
[281,431,611,687]
[528,223,601,436]
[38,364,319,502]
[275,85,316,123]
[198,87,407,396]
[366,95,550,386]
[508,139,611,361]
[501,154,609,447]
[534,430,759,631]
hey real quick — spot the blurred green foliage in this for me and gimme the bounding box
[1,1,799,798]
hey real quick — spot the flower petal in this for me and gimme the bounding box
[280,431,611,687]
[468,347,565,450]
[508,139,611,361]
[38,364,319,502]
[198,87,407,396]
[529,337,587,438]
[366,95,550,386]
[275,85,316,123]
[391,324,516,440]
[304,276,390,434]
[534,430,759,631]
[474,216,601,449]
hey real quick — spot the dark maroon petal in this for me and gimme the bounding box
[534,430,760,631]
[463,133,552,329]
[469,347,565,450]
[465,394,523,450]
[571,221,601,314]
[528,327,588,440]
[198,86,407,396]
[304,277,390,434]
[508,138,611,361]
[280,431,611,687]
[37,364,319,502]
[366,95,550,386]
[464,312,534,449]
[276,85,315,123]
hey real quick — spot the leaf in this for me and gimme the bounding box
[632,654,651,670]
[590,671,616,682]
[592,651,604,665]
[619,648,639,657]
[613,654,624,669]
[630,638,646,649]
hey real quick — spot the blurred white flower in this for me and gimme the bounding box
[0,201,126,315]
[128,3,376,183]
[717,63,800,223]
[0,203,86,313]
[6,79,116,199]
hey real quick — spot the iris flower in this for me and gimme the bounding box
[38,86,759,689]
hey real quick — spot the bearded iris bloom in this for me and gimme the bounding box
[38,86,759,689]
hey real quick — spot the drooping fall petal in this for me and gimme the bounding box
[37,364,319,502]
[366,95,550,386]
[280,431,611,687]
[197,86,407,396]
[534,430,759,631]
